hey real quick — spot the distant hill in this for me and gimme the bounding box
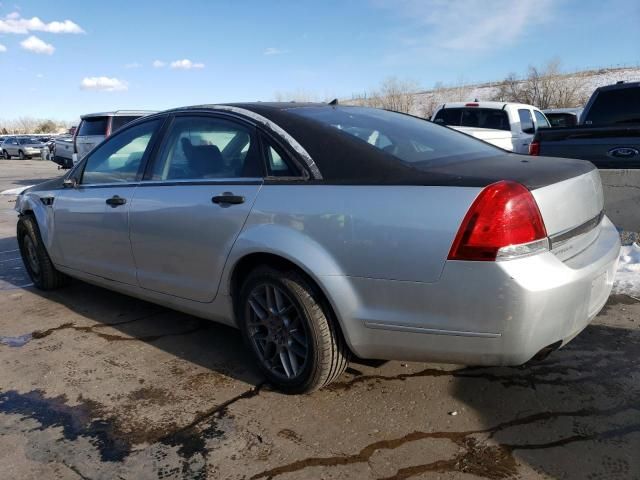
[346,66,640,117]
[413,66,640,116]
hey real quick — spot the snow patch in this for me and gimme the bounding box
[0,185,33,196]
[613,243,640,297]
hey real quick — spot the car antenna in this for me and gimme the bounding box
[328,98,339,106]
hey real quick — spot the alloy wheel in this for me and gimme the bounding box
[246,282,309,380]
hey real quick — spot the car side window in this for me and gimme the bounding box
[518,109,535,134]
[149,116,264,180]
[534,110,550,129]
[81,119,160,185]
[264,139,300,177]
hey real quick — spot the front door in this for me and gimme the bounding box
[53,118,162,284]
[129,114,264,302]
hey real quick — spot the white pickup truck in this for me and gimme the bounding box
[431,101,551,153]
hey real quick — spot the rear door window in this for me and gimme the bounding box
[433,108,510,131]
[518,109,535,133]
[110,116,140,133]
[584,87,640,125]
[78,117,108,136]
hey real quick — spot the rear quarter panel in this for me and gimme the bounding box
[227,185,480,283]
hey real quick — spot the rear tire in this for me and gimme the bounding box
[238,266,349,393]
[17,215,69,290]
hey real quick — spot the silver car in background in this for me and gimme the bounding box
[15,103,621,393]
[2,136,47,159]
[74,110,157,161]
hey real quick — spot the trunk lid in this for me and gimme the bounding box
[531,168,605,261]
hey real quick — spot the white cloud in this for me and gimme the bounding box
[20,35,54,55]
[170,58,205,70]
[152,60,166,68]
[0,43,6,52]
[36,73,44,78]
[125,62,142,69]
[0,12,84,34]
[80,76,128,92]
[264,47,286,56]
[373,0,553,54]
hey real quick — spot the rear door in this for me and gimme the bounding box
[129,113,264,302]
[53,118,164,284]
[76,116,108,159]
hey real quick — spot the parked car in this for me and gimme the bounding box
[531,82,640,168]
[543,108,583,127]
[1,136,47,159]
[432,101,551,153]
[15,103,620,392]
[74,110,157,162]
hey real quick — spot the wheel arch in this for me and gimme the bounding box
[225,238,361,356]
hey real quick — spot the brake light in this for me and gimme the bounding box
[448,181,548,261]
[465,102,479,107]
[529,140,540,156]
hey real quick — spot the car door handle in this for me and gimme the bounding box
[212,193,245,205]
[106,195,127,207]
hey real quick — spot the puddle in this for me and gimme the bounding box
[0,333,33,347]
[0,390,130,462]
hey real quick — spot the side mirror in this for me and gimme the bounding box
[63,178,78,189]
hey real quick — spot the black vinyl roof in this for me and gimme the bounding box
[166,102,594,189]
[232,103,595,189]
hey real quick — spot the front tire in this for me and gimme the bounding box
[17,215,69,290]
[3,150,10,159]
[238,267,349,393]
[18,150,25,159]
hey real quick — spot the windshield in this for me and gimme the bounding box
[290,106,502,165]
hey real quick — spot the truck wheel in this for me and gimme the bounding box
[238,266,349,393]
[17,215,70,290]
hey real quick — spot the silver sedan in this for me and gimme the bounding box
[15,103,620,392]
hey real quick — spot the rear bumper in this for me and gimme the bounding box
[323,216,621,365]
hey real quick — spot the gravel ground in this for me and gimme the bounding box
[0,160,638,480]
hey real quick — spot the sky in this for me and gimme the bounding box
[0,0,638,123]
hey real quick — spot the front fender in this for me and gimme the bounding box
[16,192,58,257]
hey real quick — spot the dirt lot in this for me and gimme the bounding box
[0,159,639,480]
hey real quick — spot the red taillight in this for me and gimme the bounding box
[529,140,540,156]
[448,181,548,261]
[465,102,479,107]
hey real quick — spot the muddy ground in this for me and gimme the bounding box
[0,160,638,480]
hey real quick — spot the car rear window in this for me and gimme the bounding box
[584,87,640,125]
[432,108,511,131]
[546,113,578,127]
[78,117,108,136]
[291,106,501,166]
[110,116,140,133]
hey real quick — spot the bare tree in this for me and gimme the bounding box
[492,60,588,109]
[375,77,420,114]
